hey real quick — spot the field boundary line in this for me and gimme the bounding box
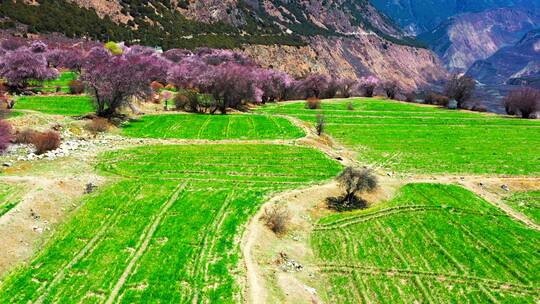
[314,205,505,230]
[106,182,187,304]
[318,264,540,295]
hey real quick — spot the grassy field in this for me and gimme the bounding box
[122,114,304,140]
[256,98,540,175]
[14,95,93,116]
[312,183,540,303]
[0,183,23,217]
[0,144,341,303]
[30,71,78,93]
[504,191,540,225]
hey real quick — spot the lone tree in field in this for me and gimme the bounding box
[444,75,476,108]
[503,87,540,118]
[81,46,166,117]
[328,167,378,211]
[0,47,58,94]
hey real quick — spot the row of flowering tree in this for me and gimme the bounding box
[0,39,384,117]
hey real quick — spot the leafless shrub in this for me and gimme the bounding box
[68,80,85,94]
[315,114,325,136]
[346,101,354,111]
[261,204,291,234]
[305,97,321,110]
[14,129,37,144]
[424,92,449,107]
[404,91,416,102]
[32,131,61,155]
[85,118,110,134]
[503,87,540,118]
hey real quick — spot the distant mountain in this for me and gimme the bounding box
[0,0,447,89]
[417,7,540,72]
[467,29,540,88]
[370,0,540,35]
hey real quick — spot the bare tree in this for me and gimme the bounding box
[503,87,540,118]
[383,81,399,100]
[444,75,476,108]
[327,167,378,211]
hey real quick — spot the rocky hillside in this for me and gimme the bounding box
[467,29,540,88]
[0,0,447,89]
[370,0,540,35]
[418,7,540,72]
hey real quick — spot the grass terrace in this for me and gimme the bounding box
[0,183,23,217]
[122,114,304,140]
[256,98,540,175]
[312,183,540,303]
[0,144,341,303]
[14,95,93,116]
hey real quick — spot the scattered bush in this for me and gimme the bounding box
[503,87,540,119]
[260,204,291,234]
[14,129,37,144]
[469,103,488,113]
[444,75,476,108]
[327,167,378,211]
[0,119,12,152]
[32,131,61,155]
[346,101,354,111]
[68,80,85,94]
[424,92,450,107]
[85,118,110,134]
[404,91,416,102]
[316,114,325,136]
[305,97,321,109]
[175,89,202,113]
[383,81,399,100]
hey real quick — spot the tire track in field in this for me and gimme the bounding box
[106,183,186,304]
[318,264,540,295]
[34,185,143,304]
[314,205,505,231]
[189,191,234,303]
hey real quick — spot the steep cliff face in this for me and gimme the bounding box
[467,29,540,88]
[240,35,446,90]
[370,0,540,35]
[2,0,448,89]
[418,7,540,72]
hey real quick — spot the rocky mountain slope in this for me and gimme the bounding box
[0,0,447,89]
[467,29,540,88]
[418,7,540,72]
[370,0,540,35]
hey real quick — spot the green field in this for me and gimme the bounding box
[0,144,341,303]
[30,71,78,93]
[14,95,93,116]
[256,99,540,175]
[0,183,23,217]
[312,183,540,303]
[122,114,304,140]
[504,191,540,225]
